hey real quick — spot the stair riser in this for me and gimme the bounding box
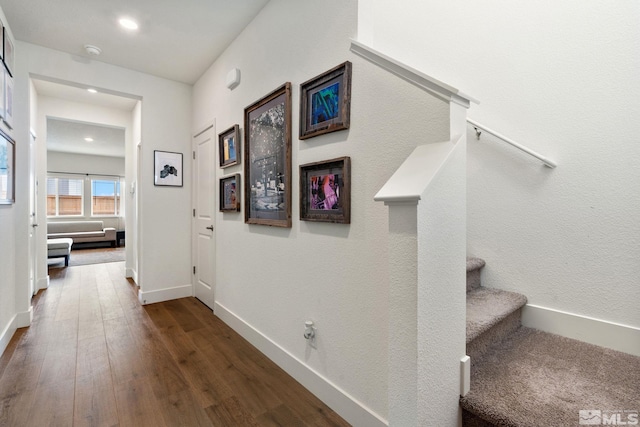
[467,309,523,371]
[467,268,482,292]
[462,410,497,427]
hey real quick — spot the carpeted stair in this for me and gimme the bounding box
[461,258,640,427]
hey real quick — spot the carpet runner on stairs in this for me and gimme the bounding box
[462,258,640,427]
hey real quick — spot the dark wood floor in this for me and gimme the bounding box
[0,262,350,426]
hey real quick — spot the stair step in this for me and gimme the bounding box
[461,327,640,426]
[466,257,486,292]
[466,287,527,365]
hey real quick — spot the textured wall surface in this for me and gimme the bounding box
[363,0,640,327]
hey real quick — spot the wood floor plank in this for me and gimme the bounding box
[25,378,75,427]
[163,298,205,332]
[158,389,214,427]
[76,335,110,380]
[0,387,36,427]
[37,338,78,387]
[204,395,260,427]
[131,321,191,400]
[74,371,119,427]
[103,317,147,386]
[114,377,167,427]
[255,403,306,427]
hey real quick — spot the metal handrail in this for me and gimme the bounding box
[467,118,557,168]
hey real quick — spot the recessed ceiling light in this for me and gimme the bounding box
[87,88,98,94]
[84,137,94,142]
[119,18,139,30]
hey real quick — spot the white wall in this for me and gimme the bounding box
[16,42,192,308]
[0,7,28,357]
[362,0,640,327]
[47,151,125,176]
[193,0,450,423]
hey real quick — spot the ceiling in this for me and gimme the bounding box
[0,0,270,84]
[47,117,126,159]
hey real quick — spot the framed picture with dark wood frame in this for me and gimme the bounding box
[0,18,4,62]
[3,27,13,77]
[299,157,351,224]
[244,82,292,227]
[218,124,240,168]
[219,174,241,212]
[299,61,352,140]
[0,129,15,204]
[154,150,183,187]
[3,69,12,129]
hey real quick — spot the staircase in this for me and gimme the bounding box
[461,258,640,427]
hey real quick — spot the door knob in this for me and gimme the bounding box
[32,223,39,227]
[206,225,214,231]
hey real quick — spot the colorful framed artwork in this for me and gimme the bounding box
[0,129,15,204]
[219,174,241,212]
[244,82,292,227]
[3,27,13,77]
[154,150,183,187]
[299,61,352,140]
[299,157,351,224]
[218,124,240,168]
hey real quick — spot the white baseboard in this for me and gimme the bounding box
[522,304,640,356]
[214,302,388,427]
[15,307,33,329]
[125,268,137,283]
[0,318,17,358]
[138,284,192,305]
[37,275,49,292]
[0,307,33,357]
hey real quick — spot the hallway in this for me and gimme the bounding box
[0,263,349,426]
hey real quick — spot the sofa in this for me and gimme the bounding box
[47,221,117,247]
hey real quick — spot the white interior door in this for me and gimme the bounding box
[192,124,215,309]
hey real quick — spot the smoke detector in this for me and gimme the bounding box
[84,44,102,56]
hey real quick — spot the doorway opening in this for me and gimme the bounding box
[30,77,141,292]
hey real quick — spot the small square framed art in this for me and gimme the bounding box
[299,157,351,224]
[154,150,183,187]
[218,124,240,168]
[299,61,352,140]
[219,174,241,212]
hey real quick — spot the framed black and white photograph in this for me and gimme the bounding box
[300,157,351,224]
[299,61,352,140]
[218,124,240,168]
[244,83,292,227]
[219,174,241,212]
[0,129,15,204]
[3,26,13,77]
[154,150,183,187]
